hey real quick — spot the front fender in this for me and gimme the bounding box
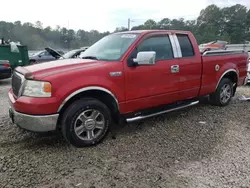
[51,75,125,113]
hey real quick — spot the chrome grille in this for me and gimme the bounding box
[11,71,24,97]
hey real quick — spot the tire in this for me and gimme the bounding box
[209,78,234,106]
[61,97,112,147]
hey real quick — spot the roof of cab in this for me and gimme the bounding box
[114,30,191,35]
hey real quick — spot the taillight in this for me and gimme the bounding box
[3,63,10,68]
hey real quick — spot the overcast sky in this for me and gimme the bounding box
[0,0,250,32]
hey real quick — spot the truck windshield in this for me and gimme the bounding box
[79,33,139,61]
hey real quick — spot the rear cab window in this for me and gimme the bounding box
[176,34,195,57]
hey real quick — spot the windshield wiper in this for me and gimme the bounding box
[81,56,98,60]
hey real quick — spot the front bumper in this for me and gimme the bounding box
[8,99,59,133]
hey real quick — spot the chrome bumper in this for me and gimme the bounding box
[8,106,59,132]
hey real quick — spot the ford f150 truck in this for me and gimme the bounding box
[8,30,249,147]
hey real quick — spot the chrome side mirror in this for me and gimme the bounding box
[133,51,156,65]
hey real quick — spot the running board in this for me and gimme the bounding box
[126,101,199,123]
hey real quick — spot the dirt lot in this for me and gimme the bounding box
[0,79,250,188]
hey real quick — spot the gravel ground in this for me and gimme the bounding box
[0,79,250,188]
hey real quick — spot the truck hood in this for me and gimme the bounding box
[15,58,104,79]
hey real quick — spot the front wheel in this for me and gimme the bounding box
[209,78,234,106]
[61,97,112,147]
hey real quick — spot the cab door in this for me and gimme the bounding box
[124,33,182,113]
[174,33,202,99]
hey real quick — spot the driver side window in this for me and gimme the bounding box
[137,35,174,61]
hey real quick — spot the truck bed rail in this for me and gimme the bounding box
[202,49,246,56]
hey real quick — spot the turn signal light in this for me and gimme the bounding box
[43,82,52,93]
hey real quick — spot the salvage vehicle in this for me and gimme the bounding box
[199,40,228,52]
[30,47,89,64]
[59,47,89,60]
[0,60,11,80]
[8,30,249,147]
[29,47,64,64]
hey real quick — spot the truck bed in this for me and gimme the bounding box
[199,49,249,96]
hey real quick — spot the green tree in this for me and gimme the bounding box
[222,4,248,43]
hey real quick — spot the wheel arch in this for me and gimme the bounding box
[57,86,120,127]
[216,69,239,88]
[216,69,239,95]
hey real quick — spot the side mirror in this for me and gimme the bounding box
[133,51,156,65]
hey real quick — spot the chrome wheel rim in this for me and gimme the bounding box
[74,109,105,141]
[220,84,231,104]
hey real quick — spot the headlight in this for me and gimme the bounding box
[22,80,52,97]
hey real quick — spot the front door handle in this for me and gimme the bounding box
[171,65,179,73]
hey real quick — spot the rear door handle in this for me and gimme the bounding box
[171,65,179,73]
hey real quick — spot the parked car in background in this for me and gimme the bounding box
[0,60,11,80]
[29,47,64,64]
[8,30,249,147]
[59,47,89,59]
[29,47,89,64]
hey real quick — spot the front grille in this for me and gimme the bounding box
[11,72,23,97]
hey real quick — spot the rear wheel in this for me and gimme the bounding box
[61,97,112,147]
[209,78,234,106]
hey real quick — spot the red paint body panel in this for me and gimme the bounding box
[8,30,249,116]
[9,89,59,114]
[124,59,181,113]
[199,53,248,96]
[177,32,203,101]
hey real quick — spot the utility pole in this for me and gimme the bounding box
[128,18,130,31]
[128,18,134,31]
[67,20,70,50]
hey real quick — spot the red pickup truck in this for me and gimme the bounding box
[8,30,249,147]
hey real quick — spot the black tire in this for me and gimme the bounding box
[209,78,234,106]
[61,97,112,147]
